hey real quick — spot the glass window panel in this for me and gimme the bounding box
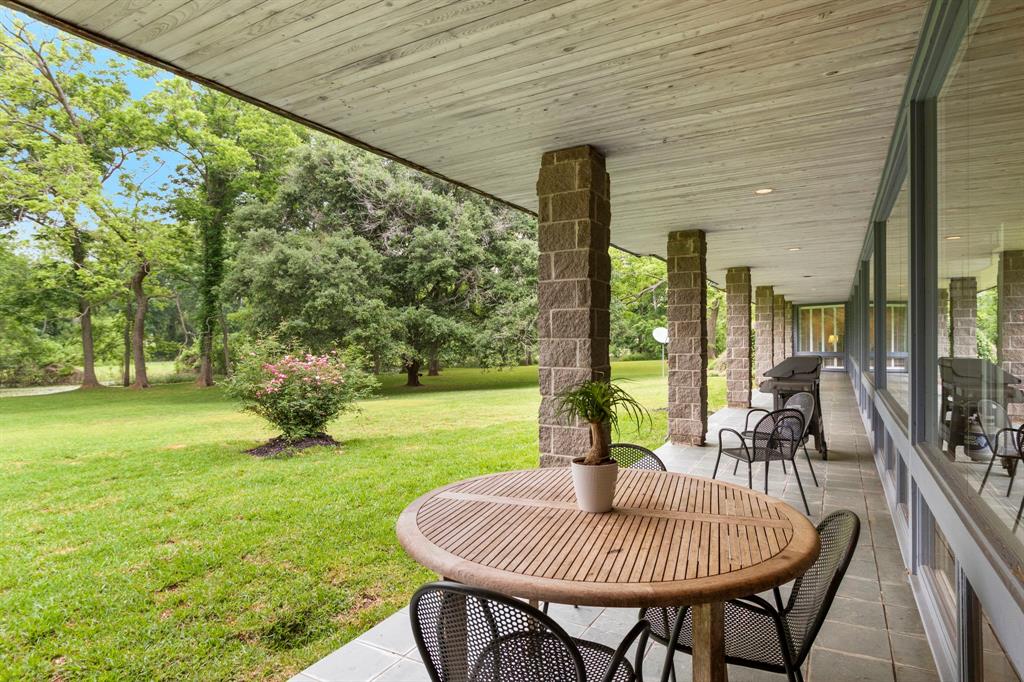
[886,177,910,415]
[983,606,1022,682]
[935,0,1024,544]
[794,305,845,369]
[799,308,811,351]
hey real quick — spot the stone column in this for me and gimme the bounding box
[755,286,775,379]
[725,267,752,408]
[938,287,949,357]
[667,230,708,446]
[773,294,787,365]
[536,145,611,467]
[950,277,977,358]
[784,301,794,358]
[999,251,1024,418]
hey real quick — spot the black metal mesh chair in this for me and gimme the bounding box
[739,393,819,486]
[411,581,650,682]
[639,510,860,682]
[714,408,811,514]
[611,443,667,471]
[976,399,1022,498]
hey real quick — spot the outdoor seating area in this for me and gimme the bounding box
[3,1,1023,679]
[291,374,942,682]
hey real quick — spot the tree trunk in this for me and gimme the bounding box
[173,291,192,346]
[585,421,610,465]
[707,299,721,359]
[197,330,214,387]
[122,300,132,387]
[71,229,101,389]
[405,359,422,387]
[130,261,150,389]
[428,350,440,376]
[219,305,231,376]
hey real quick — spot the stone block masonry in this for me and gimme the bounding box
[725,267,751,408]
[950,277,977,358]
[755,286,775,380]
[785,301,794,359]
[999,251,1024,418]
[536,145,612,467]
[667,230,708,446]
[773,294,787,366]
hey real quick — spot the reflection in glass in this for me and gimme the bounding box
[796,304,845,369]
[935,0,1024,540]
[886,178,910,413]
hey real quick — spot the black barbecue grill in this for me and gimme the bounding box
[939,357,1023,461]
[759,355,828,458]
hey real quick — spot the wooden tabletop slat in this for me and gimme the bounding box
[397,468,820,607]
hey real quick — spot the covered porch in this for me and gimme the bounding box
[8,0,1022,680]
[292,374,940,682]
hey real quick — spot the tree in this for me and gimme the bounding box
[229,140,538,385]
[101,173,188,388]
[150,80,301,386]
[610,250,667,358]
[0,14,160,387]
[609,250,725,360]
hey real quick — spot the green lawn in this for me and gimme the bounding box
[93,360,184,384]
[0,361,725,681]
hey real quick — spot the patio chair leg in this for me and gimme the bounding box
[979,453,998,494]
[747,461,753,489]
[793,461,810,515]
[712,451,723,480]
[1007,462,1017,497]
[1014,495,1024,531]
[733,460,739,475]
[764,460,770,494]
[803,445,819,486]
[782,460,787,474]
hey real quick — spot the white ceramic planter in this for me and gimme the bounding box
[571,458,618,513]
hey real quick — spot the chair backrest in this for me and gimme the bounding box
[611,443,667,471]
[784,392,816,438]
[977,399,1015,454]
[751,408,804,459]
[784,510,861,665]
[410,581,585,682]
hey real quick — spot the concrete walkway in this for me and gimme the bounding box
[292,373,939,682]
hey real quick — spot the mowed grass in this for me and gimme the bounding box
[0,361,725,681]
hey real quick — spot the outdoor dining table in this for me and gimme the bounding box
[397,467,819,682]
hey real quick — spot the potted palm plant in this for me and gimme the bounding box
[555,379,650,512]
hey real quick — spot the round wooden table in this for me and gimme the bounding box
[397,467,819,682]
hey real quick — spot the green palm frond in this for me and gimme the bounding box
[554,379,651,436]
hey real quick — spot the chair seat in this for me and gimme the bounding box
[574,637,636,682]
[720,445,789,463]
[644,604,791,671]
[471,631,636,682]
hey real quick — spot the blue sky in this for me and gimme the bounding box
[5,6,184,237]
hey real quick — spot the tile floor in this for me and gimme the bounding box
[291,373,940,681]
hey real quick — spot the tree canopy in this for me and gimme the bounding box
[0,9,723,390]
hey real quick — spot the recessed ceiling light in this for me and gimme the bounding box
[788,247,801,252]
[944,235,962,240]
[754,187,774,195]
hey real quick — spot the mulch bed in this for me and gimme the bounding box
[246,434,340,458]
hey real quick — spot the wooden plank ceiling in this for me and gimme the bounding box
[7,0,930,303]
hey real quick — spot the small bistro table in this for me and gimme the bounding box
[397,467,819,682]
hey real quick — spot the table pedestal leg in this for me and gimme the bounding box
[691,601,728,682]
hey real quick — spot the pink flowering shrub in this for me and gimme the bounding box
[227,340,377,441]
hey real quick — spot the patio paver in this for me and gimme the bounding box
[292,373,939,682]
